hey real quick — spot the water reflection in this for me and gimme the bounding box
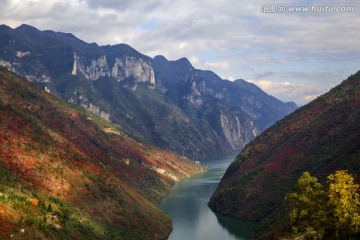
[215,213,258,239]
[159,152,258,240]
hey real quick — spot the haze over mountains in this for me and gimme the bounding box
[0,24,297,159]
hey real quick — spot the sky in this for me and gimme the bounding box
[1,0,360,105]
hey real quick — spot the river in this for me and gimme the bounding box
[159,152,258,240]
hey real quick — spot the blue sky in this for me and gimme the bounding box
[1,0,359,105]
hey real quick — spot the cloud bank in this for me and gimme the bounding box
[1,0,359,104]
[248,80,321,105]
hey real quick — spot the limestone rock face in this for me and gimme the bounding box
[112,56,155,84]
[220,112,258,150]
[72,52,110,81]
[72,52,155,85]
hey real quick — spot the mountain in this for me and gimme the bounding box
[0,24,297,159]
[0,67,205,239]
[208,71,360,237]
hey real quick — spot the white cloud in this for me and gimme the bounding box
[0,0,359,104]
[227,76,237,81]
[248,79,322,105]
[205,61,230,70]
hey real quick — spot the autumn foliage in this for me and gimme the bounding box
[286,171,360,239]
[209,70,360,239]
[0,67,205,239]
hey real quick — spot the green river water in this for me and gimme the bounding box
[159,152,258,240]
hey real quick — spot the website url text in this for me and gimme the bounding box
[261,5,354,13]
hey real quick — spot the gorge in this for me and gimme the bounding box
[0,24,304,239]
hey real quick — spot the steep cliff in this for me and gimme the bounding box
[72,52,155,85]
[208,71,360,237]
[151,55,297,154]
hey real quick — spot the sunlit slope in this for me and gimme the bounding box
[0,67,205,239]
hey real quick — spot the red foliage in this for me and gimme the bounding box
[356,90,360,97]
[0,214,15,239]
[267,147,294,173]
[348,101,360,108]
[0,68,206,239]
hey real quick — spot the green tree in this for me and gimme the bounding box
[286,170,360,239]
[285,172,327,238]
[327,170,360,238]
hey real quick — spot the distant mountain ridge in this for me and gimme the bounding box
[0,24,297,159]
[208,71,360,238]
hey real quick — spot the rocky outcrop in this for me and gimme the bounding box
[71,52,110,81]
[72,52,155,85]
[68,93,110,121]
[183,79,203,107]
[0,59,16,72]
[16,51,31,58]
[112,56,155,84]
[220,112,258,149]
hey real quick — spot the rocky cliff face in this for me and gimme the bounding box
[68,92,110,121]
[219,112,255,150]
[0,24,297,159]
[112,56,155,84]
[220,112,257,149]
[72,52,155,85]
[72,52,110,80]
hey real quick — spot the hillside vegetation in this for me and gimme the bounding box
[0,67,205,239]
[209,71,360,238]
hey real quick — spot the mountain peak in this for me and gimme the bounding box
[15,24,39,32]
[234,78,268,95]
[285,101,298,109]
[234,78,253,85]
[177,57,191,64]
[234,78,246,83]
[175,57,194,70]
[102,43,145,58]
[154,55,168,62]
[43,30,90,46]
[0,24,12,31]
